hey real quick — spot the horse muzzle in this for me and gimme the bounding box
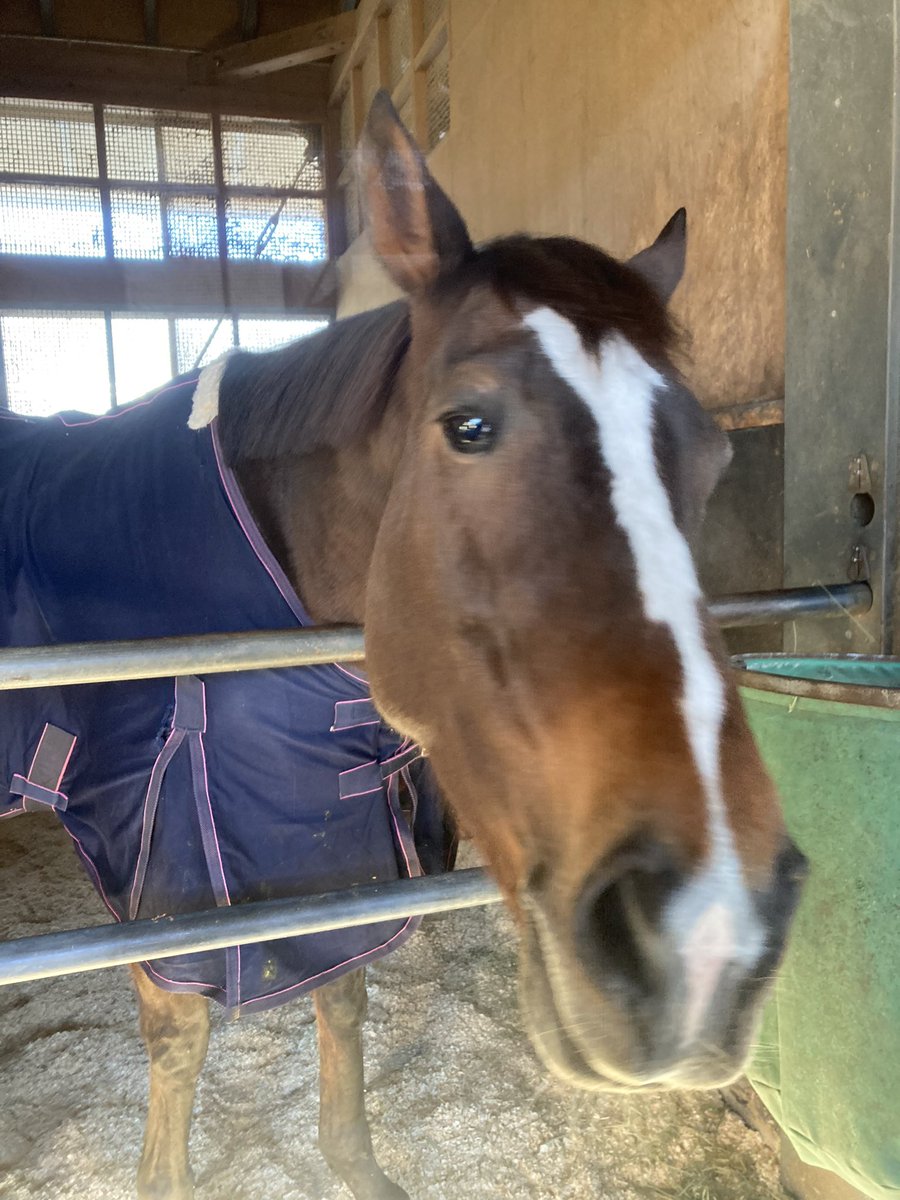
[519,833,807,1092]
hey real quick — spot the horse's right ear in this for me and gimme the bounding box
[359,90,473,293]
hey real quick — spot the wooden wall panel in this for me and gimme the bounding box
[341,0,788,413]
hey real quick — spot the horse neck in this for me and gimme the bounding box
[234,386,408,627]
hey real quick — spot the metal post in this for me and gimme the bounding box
[783,0,900,653]
[0,869,502,987]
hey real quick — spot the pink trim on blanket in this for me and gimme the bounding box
[56,379,189,427]
[209,416,371,691]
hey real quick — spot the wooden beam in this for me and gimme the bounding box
[375,13,391,90]
[38,0,55,38]
[413,18,446,72]
[329,0,389,103]
[211,12,357,80]
[0,35,330,121]
[713,396,784,432]
[0,256,338,315]
[240,0,259,42]
[323,104,347,257]
[143,0,158,46]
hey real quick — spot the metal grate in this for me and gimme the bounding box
[221,116,324,192]
[0,104,328,264]
[0,98,98,178]
[172,318,237,374]
[226,195,327,262]
[1,102,332,412]
[109,188,163,260]
[237,317,328,352]
[110,190,218,261]
[388,0,412,88]
[104,108,215,185]
[2,308,331,415]
[1,310,111,415]
[0,183,105,257]
[110,316,172,404]
[426,41,451,150]
[423,0,446,37]
[167,193,220,258]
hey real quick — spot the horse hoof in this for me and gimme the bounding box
[368,1179,409,1200]
[136,1170,195,1200]
[351,1177,409,1200]
[323,1156,410,1200]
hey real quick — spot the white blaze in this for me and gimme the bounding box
[524,308,763,1041]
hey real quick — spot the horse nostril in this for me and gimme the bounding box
[574,834,683,1004]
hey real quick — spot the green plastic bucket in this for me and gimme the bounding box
[734,655,900,1198]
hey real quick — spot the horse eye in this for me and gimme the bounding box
[441,413,498,454]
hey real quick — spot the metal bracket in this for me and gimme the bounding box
[848,543,871,581]
[848,454,874,581]
[848,452,874,495]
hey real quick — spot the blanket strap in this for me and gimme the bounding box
[10,723,77,812]
[129,676,240,1010]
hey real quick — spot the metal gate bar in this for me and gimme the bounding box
[0,580,873,987]
[0,869,502,987]
[708,581,871,628]
[0,583,872,690]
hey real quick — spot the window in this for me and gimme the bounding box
[0,98,331,414]
[0,310,328,417]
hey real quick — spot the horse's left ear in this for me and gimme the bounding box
[627,208,687,304]
[359,90,473,293]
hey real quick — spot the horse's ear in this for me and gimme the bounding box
[627,208,687,304]
[359,90,473,293]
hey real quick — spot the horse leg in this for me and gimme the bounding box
[131,965,210,1200]
[315,968,409,1200]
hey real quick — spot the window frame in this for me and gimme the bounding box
[0,96,338,411]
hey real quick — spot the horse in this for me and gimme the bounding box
[0,90,806,1200]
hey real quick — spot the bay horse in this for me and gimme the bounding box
[1,91,805,1200]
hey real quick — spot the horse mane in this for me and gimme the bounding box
[218,299,411,464]
[218,235,679,466]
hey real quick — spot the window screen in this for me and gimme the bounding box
[0,98,327,265]
[0,183,106,257]
[2,310,327,413]
[0,98,331,413]
[1,311,112,416]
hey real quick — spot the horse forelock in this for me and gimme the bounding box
[435,234,680,367]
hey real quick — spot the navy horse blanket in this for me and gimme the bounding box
[0,374,447,1012]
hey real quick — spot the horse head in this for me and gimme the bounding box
[357,93,805,1092]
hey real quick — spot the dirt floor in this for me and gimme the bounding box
[0,814,790,1200]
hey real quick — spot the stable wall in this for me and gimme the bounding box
[340,0,788,420]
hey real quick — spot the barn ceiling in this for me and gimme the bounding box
[0,0,356,55]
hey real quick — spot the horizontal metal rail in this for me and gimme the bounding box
[0,581,873,987]
[0,584,872,690]
[0,626,367,690]
[709,581,871,628]
[0,869,503,987]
